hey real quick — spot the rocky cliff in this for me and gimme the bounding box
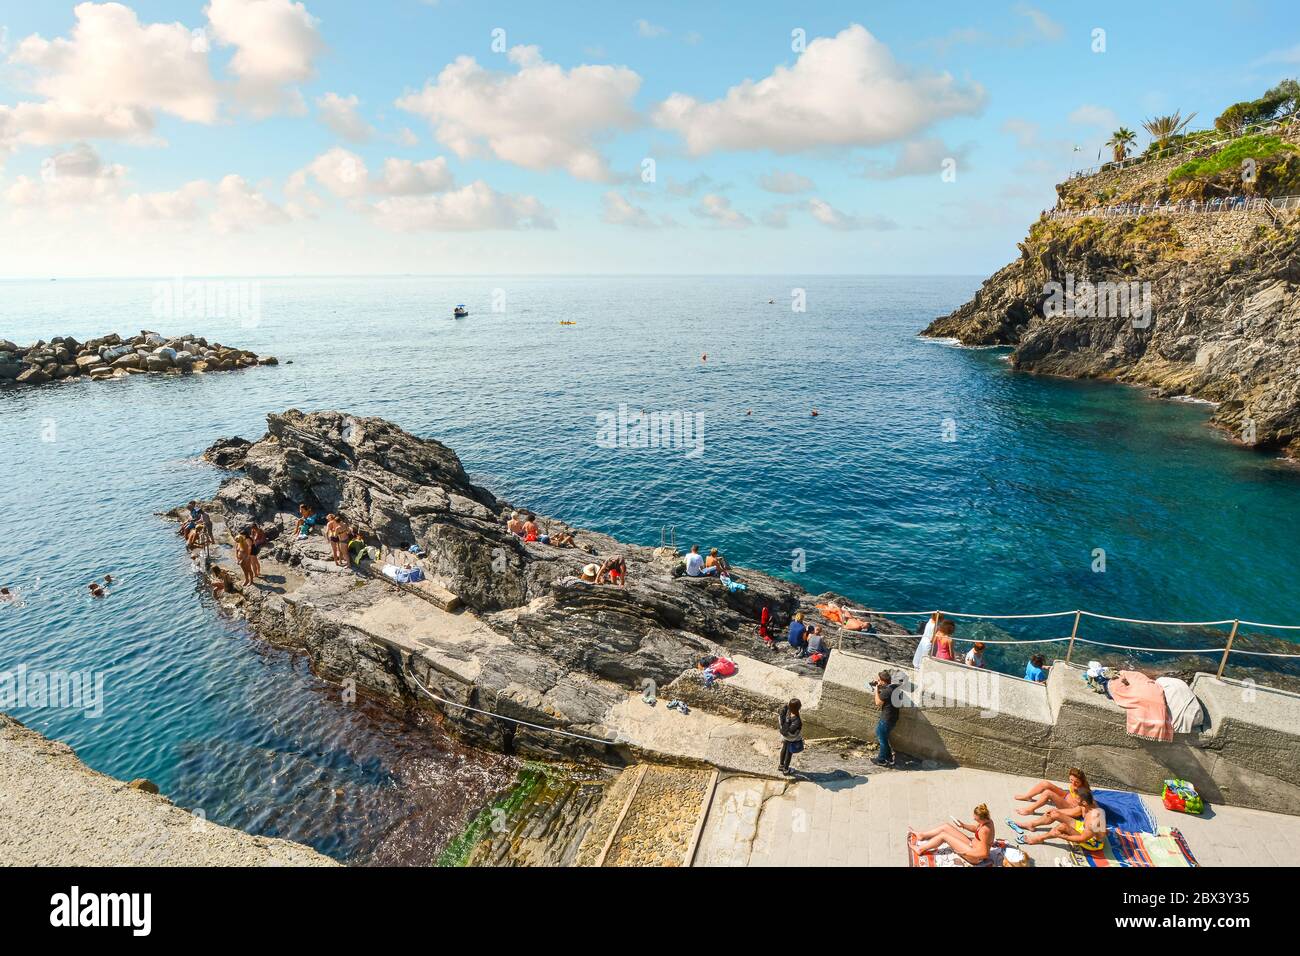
[191,410,915,761]
[924,142,1300,458]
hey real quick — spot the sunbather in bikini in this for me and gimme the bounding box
[1015,768,1089,816]
[912,804,996,865]
[1017,787,1107,851]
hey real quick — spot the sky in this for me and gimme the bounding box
[0,0,1296,277]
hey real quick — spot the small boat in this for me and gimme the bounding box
[559,320,577,325]
[453,304,469,318]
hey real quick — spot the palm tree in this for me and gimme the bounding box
[1142,111,1198,150]
[1106,127,1137,163]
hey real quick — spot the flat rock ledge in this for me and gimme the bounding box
[0,330,277,387]
[0,713,334,866]
[183,409,917,766]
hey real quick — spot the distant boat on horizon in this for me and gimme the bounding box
[453,304,469,318]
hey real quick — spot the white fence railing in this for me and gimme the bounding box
[1046,195,1300,221]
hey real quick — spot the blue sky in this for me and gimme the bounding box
[0,0,1295,276]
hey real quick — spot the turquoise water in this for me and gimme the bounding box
[3,275,1300,858]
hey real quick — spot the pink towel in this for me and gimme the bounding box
[1108,671,1174,742]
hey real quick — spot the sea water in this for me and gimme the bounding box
[3,275,1299,860]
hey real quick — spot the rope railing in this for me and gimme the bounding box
[824,605,1300,680]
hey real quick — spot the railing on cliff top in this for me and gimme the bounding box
[830,606,1300,682]
[1067,108,1300,180]
[1045,194,1300,221]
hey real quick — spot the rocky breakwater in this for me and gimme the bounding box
[0,330,277,386]
[184,409,915,764]
[923,140,1300,457]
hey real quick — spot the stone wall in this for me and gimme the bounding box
[722,649,1300,815]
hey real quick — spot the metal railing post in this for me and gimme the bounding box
[1065,610,1082,664]
[1217,620,1240,679]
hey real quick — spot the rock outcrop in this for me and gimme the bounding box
[0,330,276,387]
[924,139,1300,458]
[186,410,914,762]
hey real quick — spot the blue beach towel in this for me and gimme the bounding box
[1095,789,1156,834]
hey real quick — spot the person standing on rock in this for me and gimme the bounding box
[234,532,256,587]
[778,698,804,775]
[325,514,346,566]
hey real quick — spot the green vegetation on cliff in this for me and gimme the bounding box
[1169,134,1298,183]
[1026,215,1184,269]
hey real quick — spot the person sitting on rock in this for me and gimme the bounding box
[209,565,242,598]
[704,547,731,576]
[684,544,718,578]
[347,532,368,566]
[549,529,577,548]
[964,641,987,668]
[182,503,213,549]
[506,511,526,538]
[788,611,810,657]
[807,625,832,666]
[579,562,600,583]
[596,555,627,586]
[294,504,323,540]
[523,513,547,543]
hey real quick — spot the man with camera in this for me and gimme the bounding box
[872,669,901,767]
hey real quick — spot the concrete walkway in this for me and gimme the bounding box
[694,765,1300,867]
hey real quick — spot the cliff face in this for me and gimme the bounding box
[925,156,1300,457]
[194,410,915,761]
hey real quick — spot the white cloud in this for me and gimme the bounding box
[369,181,554,231]
[635,19,668,39]
[377,156,454,194]
[298,147,455,198]
[4,143,126,207]
[691,193,752,228]
[1,2,220,147]
[395,126,419,147]
[1069,104,1120,129]
[395,45,641,182]
[653,24,984,155]
[122,181,212,221]
[859,137,969,179]
[601,191,659,228]
[206,0,324,116]
[1014,4,1065,42]
[210,173,290,232]
[758,170,815,194]
[806,197,895,231]
[316,92,374,143]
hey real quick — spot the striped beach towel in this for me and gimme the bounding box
[1070,826,1199,867]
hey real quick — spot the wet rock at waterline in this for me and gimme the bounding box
[0,331,276,388]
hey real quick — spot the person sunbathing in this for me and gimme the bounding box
[549,530,577,548]
[506,512,526,537]
[683,545,719,577]
[1015,768,1089,816]
[704,547,731,576]
[1017,787,1107,851]
[523,514,542,542]
[579,562,600,583]
[911,804,996,865]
